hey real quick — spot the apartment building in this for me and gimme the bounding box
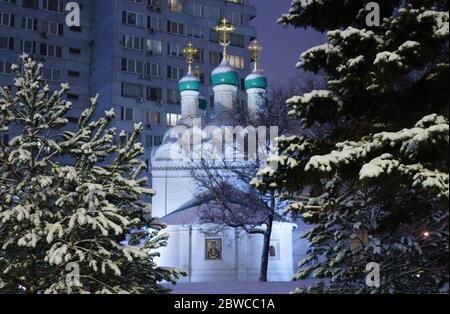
[0,0,257,169]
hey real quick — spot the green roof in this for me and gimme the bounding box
[245,75,268,90]
[179,78,201,92]
[211,71,239,87]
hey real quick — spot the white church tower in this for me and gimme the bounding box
[152,20,300,283]
[211,59,239,116]
[245,40,268,120]
[178,43,202,125]
[210,19,239,121]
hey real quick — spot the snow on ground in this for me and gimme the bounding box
[163,279,317,295]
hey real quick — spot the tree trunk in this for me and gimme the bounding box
[258,195,275,282]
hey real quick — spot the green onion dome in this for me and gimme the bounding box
[245,71,268,90]
[211,58,239,87]
[179,72,201,92]
[198,95,208,111]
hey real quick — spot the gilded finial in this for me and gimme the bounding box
[193,65,203,80]
[248,40,263,72]
[215,18,235,59]
[183,42,198,73]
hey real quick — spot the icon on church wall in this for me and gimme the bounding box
[205,238,222,260]
[269,245,276,257]
[269,240,280,260]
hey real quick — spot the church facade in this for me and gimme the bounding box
[152,19,310,283]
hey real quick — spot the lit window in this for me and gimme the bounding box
[166,113,182,127]
[168,0,183,13]
[228,55,245,69]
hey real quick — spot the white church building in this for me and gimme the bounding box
[152,20,310,283]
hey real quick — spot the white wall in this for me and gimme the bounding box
[152,164,198,218]
[292,219,314,274]
[156,223,298,283]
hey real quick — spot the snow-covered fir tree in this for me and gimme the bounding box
[0,55,183,294]
[253,0,449,293]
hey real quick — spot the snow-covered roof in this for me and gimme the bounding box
[245,70,268,90]
[159,193,289,226]
[179,72,201,92]
[211,58,239,87]
[212,58,236,75]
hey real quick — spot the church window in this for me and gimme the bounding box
[351,229,369,251]
[269,246,276,257]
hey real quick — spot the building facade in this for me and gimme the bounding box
[0,0,257,168]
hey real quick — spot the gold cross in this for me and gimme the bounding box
[193,65,203,80]
[215,18,235,57]
[248,40,263,72]
[183,42,198,73]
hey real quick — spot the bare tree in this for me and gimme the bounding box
[190,73,323,282]
[191,159,280,282]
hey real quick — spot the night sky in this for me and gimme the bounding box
[251,0,326,84]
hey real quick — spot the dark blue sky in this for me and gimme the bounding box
[251,0,326,84]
